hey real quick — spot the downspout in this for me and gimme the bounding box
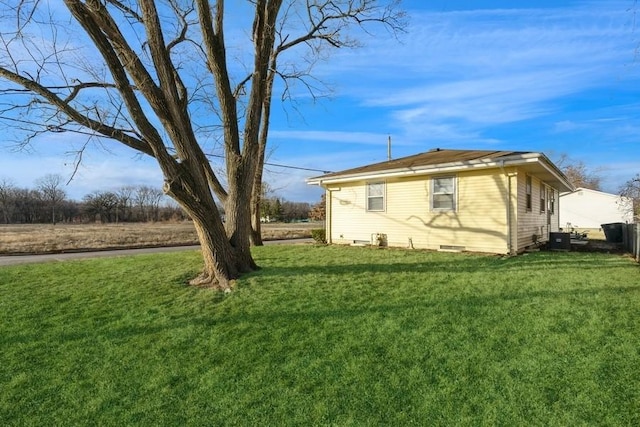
[322,183,331,244]
[508,172,513,254]
[500,161,513,255]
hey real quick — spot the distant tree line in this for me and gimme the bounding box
[0,174,326,225]
[260,197,313,223]
[0,176,186,224]
[80,185,184,223]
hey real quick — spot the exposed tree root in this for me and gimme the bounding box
[189,272,232,293]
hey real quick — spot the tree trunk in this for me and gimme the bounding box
[250,210,263,246]
[250,170,264,246]
[225,173,259,272]
[190,212,237,291]
[249,59,275,247]
[164,172,258,291]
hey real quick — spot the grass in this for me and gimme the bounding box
[1,245,639,426]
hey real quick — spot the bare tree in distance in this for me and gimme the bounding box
[83,190,118,223]
[0,178,16,224]
[619,174,640,220]
[0,0,406,290]
[309,193,326,221]
[116,185,135,222]
[35,173,66,225]
[555,154,603,191]
[134,185,165,222]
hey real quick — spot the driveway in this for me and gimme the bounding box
[0,238,313,266]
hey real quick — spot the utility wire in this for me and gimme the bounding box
[204,153,333,174]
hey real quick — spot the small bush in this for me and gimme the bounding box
[311,228,326,244]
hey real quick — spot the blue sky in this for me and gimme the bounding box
[1,0,639,203]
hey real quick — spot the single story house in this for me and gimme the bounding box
[307,149,574,254]
[559,187,633,229]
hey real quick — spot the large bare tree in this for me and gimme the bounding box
[0,0,405,290]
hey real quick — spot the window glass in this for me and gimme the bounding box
[432,176,456,211]
[367,182,384,211]
[368,196,384,211]
[368,182,384,197]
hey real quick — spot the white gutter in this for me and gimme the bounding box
[307,152,573,194]
[308,153,543,186]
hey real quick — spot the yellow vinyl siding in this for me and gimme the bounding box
[514,169,561,252]
[548,187,560,233]
[329,183,373,244]
[326,169,511,253]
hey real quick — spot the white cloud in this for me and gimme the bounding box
[0,131,163,200]
[68,157,164,198]
[269,130,423,149]
[269,130,391,144]
[598,160,640,193]
[315,2,639,133]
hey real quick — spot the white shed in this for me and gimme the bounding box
[559,187,633,229]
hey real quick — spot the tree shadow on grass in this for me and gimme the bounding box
[7,251,634,348]
[112,284,640,339]
[7,277,635,351]
[248,252,635,279]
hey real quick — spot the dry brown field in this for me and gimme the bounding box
[0,221,320,254]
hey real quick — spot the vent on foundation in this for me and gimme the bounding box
[439,245,465,251]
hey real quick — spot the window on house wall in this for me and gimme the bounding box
[367,182,385,211]
[549,189,555,214]
[431,176,456,211]
[540,183,546,213]
[526,175,532,211]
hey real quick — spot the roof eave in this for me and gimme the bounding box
[307,152,574,192]
[307,153,528,185]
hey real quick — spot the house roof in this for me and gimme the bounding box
[559,187,629,200]
[307,148,574,192]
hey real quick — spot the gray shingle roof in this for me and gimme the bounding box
[312,149,530,180]
[307,148,574,193]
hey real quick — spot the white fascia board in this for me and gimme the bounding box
[534,159,574,192]
[306,177,325,186]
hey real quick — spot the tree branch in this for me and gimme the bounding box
[62,81,120,103]
[0,65,153,155]
[277,0,405,54]
[195,0,242,158]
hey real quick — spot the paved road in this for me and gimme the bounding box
[0,238,313,267]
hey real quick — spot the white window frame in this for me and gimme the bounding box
[431,176,457,212]
[526,175,532,211]
[366,181,385,212]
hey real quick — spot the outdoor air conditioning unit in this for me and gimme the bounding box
[548,232,570,251]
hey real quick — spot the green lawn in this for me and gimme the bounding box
[1,245,639,426]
